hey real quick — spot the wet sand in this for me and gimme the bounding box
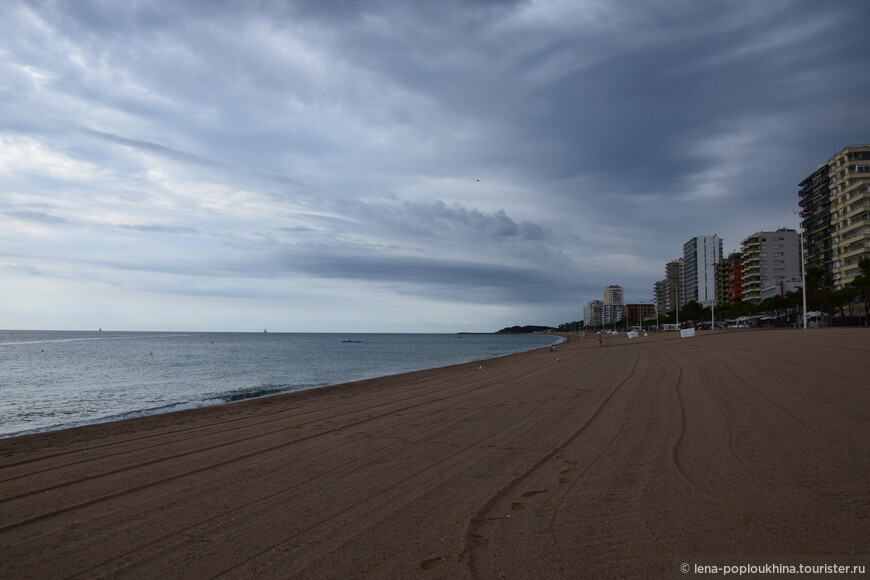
[1,329,868,578]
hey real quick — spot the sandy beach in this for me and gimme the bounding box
[1,329,868,578]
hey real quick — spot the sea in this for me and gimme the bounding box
[0,330,560,439]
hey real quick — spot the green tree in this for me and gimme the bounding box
[679,300,705,323]
[831,287,858,324]
[805,266,833,310]
[849,257,870,327]
[759,295,790,325]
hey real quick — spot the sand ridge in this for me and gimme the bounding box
[1,329,868,578]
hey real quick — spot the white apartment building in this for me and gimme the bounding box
[602,285,624,325]
[683,236,722,305]
[829,144,870,288]
[603,285,624,306]
[583,300,603,327]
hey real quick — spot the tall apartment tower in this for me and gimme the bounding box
[664,258,684,311]
[828,144,870,288]
[583,300,603,327]
[798,163,833,283]
[653,280,667,314]
[603,285,624,306]
[683,236,723,305]
[715,251,744,306]
[799,144,870,290]
[740,229,800,304]
[602,285,624,325]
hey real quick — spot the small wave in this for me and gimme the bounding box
[0,399,221,439]
[213,384,297,403]
[0,384,300,439]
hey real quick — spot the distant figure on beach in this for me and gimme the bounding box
[598,335,603,347]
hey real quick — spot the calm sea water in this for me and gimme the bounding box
[0,331,559,438]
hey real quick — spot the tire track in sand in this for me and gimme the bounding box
[0,360,554,533]
[463,348,642,580]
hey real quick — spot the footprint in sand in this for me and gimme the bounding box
[468,533,488,547]
[420,556,446,570]
[520,489,548,498]
[512,502,525,511]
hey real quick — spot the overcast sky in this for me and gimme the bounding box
[1,0,868,332]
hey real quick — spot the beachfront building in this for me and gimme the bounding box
[740,229,800,304]
[602,285,624,325]
[602,305,623,325]
[828,144,870,288]
[798,163,834,286]
[583,300,604,327]
[664,258,684,312]
[603,285,624,306]
[761,280,803,301]
[715,251,744,306]
[683,236,722,306]
[624,303,656,327]
[653,280,667,315]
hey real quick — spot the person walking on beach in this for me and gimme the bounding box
[598,334,604,347]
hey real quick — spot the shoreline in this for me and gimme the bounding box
[0,332,562,441]
[1,329,867,578]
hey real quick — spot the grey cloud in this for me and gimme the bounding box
[117,224,199,235]
[7,211,69,224]
[81,128,312,189]
[2,0,868,331]
[349,199,547,242]
[82,129,226,170]
[287,250,577,304]
[2,264,46,276]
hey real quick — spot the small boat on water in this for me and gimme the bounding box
[341,339,362,343]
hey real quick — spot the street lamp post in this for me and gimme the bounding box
[790,210,808,330]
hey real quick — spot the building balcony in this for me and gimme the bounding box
[839,227,870,241]
[835,243,870,262]
[836,218,870,239]
[841,201,870,221]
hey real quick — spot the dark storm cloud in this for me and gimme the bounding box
[344,199,548,243]
[287,251,577,304]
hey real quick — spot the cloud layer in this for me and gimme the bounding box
[1,0,868,331]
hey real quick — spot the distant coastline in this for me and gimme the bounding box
[493,325,554,334]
